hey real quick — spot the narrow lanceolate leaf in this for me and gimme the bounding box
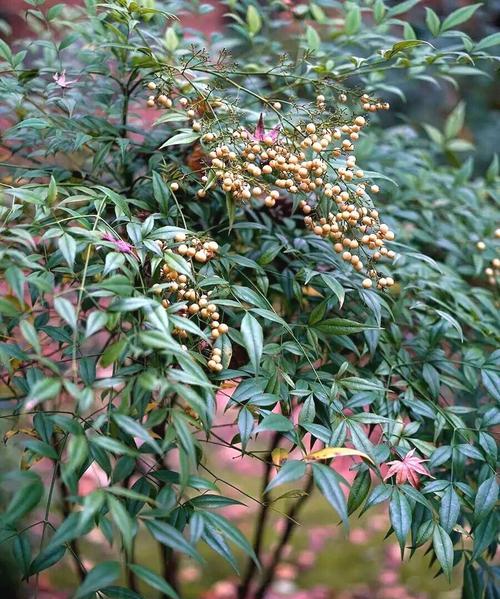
[312,463,348,528]
[432,525,454,581]
[85,310,108,338]
[108,496,134,556]
[75,561,121,598]
[112,414,162,454]
[202,512,259,566]
[54,296,78,330]
[240,313,263,373]
[473,476,498,524]
[63,434,88,478]
[347,470,371,515]
[237,407,254,451]
[128,564,179,599]
[439,485,460,533]
[163,251,193,279]
[5,480,44,525]
[20,320,41,354]
[313,318,377,336]
[246,4,262,35]
[26,378,62,408]
[145,520,202,562]
[265,460,306,493]
[390,489,412,556]
[58,233,77,268]
[304,446,374,464]
[441,3,482,31]
[202,528,239,573]
[159,130,200,148]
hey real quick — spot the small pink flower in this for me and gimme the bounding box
[251,113,280,143]
[102,232,133,254]
[383,448,433,488]
[53,70,77,88]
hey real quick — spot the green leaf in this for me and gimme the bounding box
[312,463,348,527]
[425,7,441,36]
[246,5,262,35]
[344,5,361,35]
[320,274,345,308]
[387,0,421,17]
[474,476,498,523]
[75,561,121,598]
[63,434,88,479]
[113,414,162,454]
[240,313,263,373]
[432,525,454,580]
[306,26,321,51]
[347,470,371,515]
[237,408,253,451]
[384,40,429,59]
[13,533,32,578]
[423,124,444,145]
[20,320,41,354]
[58,233,76,269]
[390,489,412,556]
[85,311,108,338]
[314,318,376,336]
[160,130,200,149]
[29,545,66,575]
[439,485,460,533]
[54,296,77,331]
[202,528,239,573]
[128,564,179,599]
[145,520,202,562]
[108,496,134,556]
[444,102,466,139]
[341,377,384,393]
[152,171,170,213]
[164,26,179,52]
[89,435,139,457]
[104,252,125,276]
[202,512,258,565]
[26,378,62,408]
[24,439,58,460]
[441,3,482,31]
[163,251,193,279]
[475,31,500,51]
[101,339,127,368]
[481,369,500,401]
[255,413,294,433]
[5,480,43,525]
[6,266,25,303]
[265,460,306,493]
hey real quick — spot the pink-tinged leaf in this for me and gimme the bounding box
[253,113,266,141]
[53,71,77,88]
[102,232,133,254]
[250,114,280,143]
[269,125,280,142]
[383,448,434,488]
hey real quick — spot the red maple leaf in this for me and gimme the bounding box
[383,448,433,488]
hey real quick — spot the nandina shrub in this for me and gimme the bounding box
[0,1,498,598]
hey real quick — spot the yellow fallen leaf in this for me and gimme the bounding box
[304,446,374,464]
[272,447,289,468]
[302,286,323,298]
